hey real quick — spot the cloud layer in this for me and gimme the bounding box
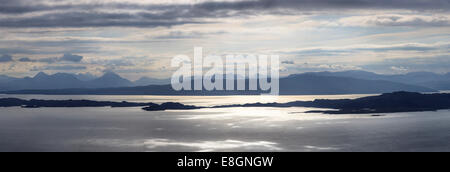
[339,14,450,27]
[4,53,84,63]
[0,0,449,77]
[0,0,449,28]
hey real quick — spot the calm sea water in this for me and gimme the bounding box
[0,94,449,152]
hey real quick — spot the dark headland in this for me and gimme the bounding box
[1,92,450,114]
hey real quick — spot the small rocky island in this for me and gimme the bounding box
[1,92,450,114]
[142,102,201,111]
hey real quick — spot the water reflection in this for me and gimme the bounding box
[304,146,340,151]
[0,95,449,152]
[87,139,283,152]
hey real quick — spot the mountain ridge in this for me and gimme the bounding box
[0,72,136,91]
[303,70,450,90]
[0,70,448,94]
[1,73,436,95]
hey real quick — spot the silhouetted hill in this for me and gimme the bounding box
[0,75,18,83]
[308,92,450,114]
[143,102,200,111]
[279,74,434,95]
[306,70,450,90]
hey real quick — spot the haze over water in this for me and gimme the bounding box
[0,95,449,152]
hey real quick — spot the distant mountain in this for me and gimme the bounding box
[304,70,382,80]
[385,72,448,85]
[0,72,133,91]
[279,74,435,95]
[417,80,450,90]
[134,77,171,86]
[73,73,97,81]
[305,70,447,83]
[306,70,450,90]
[0,75,17,83]
[5,72,85,90]
[2,74,436,95]
[87,72,133,88]
[0,75,18,90]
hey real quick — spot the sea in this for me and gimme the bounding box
[0,94,449,152]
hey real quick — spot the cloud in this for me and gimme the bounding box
[91,59,135,67]
[45,65,87,71]
[1,0,449,77]
[0,54,13,62]
[112,68,154,74]
[281,43,448,56]
[60,53,83,62]
[281,60,295,64]
[15,53,84,63]
[31,65,87,71]
[0,0,449,28]
[339,14,450,27]
[2,0,449,14]
[390,66,408,72]
[18,57,33,62]
[154,31,228,39]
[0,12,207,28]
[363,55,450,74]
[0,47,37,54]
[313,64,362,71]
[282,62,363,74]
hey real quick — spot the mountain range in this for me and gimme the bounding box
[0,72,169,91]
[1,70,447,95]
[302,70,450,90]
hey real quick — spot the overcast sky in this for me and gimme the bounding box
[0,0,449,79]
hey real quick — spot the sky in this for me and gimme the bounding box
[0,0,449,80]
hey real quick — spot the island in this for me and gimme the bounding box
[142,102,202,111]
